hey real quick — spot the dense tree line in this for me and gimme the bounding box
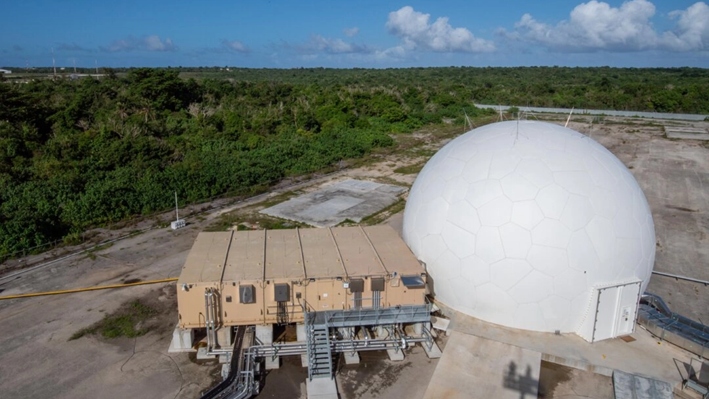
[0,68,486,256]
[182,67,709,114]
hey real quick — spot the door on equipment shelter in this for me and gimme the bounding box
[316,280,339,311]
[592,281,641,342]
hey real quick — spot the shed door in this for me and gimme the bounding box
[317,280,337,311]
[592,281,641,342]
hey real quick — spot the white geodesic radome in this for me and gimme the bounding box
[403,121,656,336]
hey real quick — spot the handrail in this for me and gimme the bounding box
[652,271,709,286]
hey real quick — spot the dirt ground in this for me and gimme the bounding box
[0,116,707,398]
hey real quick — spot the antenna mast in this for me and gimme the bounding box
[174,191,179,221]
[171,191,186,230]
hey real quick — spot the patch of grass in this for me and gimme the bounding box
[258,190,299,209]
[361,198,406,225]
[70,300,157,340]
[207,211,308,232]
[394,163,425,174]
[84,242,114,260]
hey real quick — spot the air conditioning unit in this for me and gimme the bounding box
[239,285,255,304]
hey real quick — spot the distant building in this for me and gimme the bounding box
[0,69,11,74]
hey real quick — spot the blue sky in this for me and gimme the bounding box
[1,0,707,68]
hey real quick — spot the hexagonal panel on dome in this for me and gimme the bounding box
[441,221,476,259]
[479,197,513,227]
[501,174,539,201]
[491,258,532,291]
[516,158,554,188]
[402,121,655,334]
[499,223,532,259]
[508,270,554,304]
[475,226,506,264]
[447,200,481,234]
[511,200,545,230]
[527,245,568,277]
[532,219,572,248]
[536,184,570,219]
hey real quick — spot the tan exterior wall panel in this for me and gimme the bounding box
[220,280,265,326]
[177,282,220,329]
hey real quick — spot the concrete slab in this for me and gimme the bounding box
[261,179,406,227]
[168,325,195,353]
[423,332,541,399]
[422,341,443,359]
[297,323,309,367]
[306,377,338,399]
[437,301,692,387]
[256,325,280,370]
[387,348,405,361]
[431,316,450,333]
[665,127,709,140]
[197,346,215,360]
[613,370,674,399]
[342,352,360,365]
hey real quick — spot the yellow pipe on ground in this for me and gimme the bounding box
[0,277,178,300]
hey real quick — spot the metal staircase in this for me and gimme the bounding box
[306,312,334,380]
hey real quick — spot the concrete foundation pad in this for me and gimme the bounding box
[167,325,195,353]
[423,331,541,399]
[387,348,405,361]
[306,377,338,399]
[613,370,673,399]
[216,327,232,349]
[297,324,309,367]
[343,352,360,365]
[260,179,406,227]
[422,341,443,359]
[431,316,450,333]
[265,356,280,370]
[196,346,216,360]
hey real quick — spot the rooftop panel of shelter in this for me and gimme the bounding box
[178,231,232,284]
[330,226,388,277]
[222,230,266,282]
[264,229,305,280]
[300,228,347,279]
[364,225,423,275]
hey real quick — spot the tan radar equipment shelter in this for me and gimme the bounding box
[176,225,427,329]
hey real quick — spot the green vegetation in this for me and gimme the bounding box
[361,198,407,226]
[2,66,709,258]
[394,163,425,174]
[175,66,709,113]
[70,300,156,340]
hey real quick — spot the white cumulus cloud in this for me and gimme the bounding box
[303,35,372,54]
[103,35,176,52]
[386,6,495,53]
[222,40,250,53]
[662,2,709,51]
[510,0,657,51]
[504,0,709,52]
[343,27,360,37]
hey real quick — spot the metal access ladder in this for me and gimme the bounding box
[306,312,334,380]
